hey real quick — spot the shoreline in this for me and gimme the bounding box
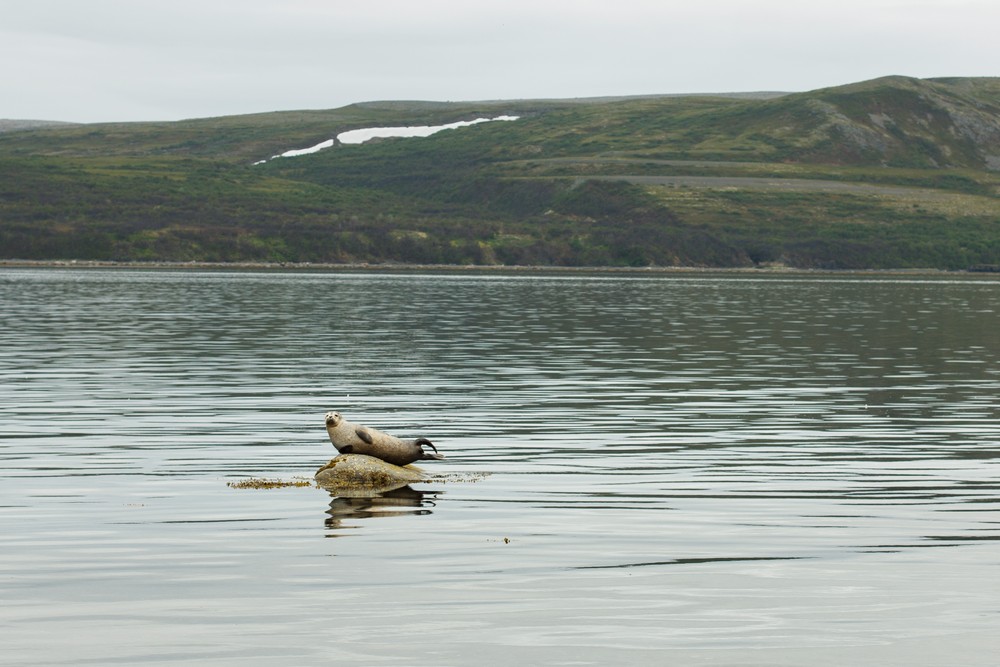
[0,258,995,277]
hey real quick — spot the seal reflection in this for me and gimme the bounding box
[324,485,441,532]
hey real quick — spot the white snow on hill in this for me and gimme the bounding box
[254,115,519,165]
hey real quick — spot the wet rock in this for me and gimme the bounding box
[314,453,426,494]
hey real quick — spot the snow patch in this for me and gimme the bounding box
[278,138,334,158]
[254,115,519,165]
[338,115,519,144]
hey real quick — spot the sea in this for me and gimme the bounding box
[2,267,998,666]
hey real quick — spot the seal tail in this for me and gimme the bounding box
[416,438,445,460]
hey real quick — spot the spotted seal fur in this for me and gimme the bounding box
[324,411,444,467]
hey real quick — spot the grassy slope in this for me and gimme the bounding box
[1,77,998,268]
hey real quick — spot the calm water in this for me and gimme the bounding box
[2,268,999,666]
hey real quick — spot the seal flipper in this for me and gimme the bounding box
[416,438,445,460]
[355,428,374,445]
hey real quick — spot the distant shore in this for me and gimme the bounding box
[2,258,992,276]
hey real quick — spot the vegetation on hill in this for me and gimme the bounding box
[1,76,998,269]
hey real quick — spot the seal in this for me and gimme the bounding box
[324,411,444,467]
[314,453,426,493]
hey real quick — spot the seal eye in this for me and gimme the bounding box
[341,445,354,453]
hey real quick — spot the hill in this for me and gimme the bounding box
[0,119,78,133]
[1,76,999,269]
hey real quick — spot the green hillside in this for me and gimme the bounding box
[2,76,999,268]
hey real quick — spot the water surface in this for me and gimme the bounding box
[2,268,999,665]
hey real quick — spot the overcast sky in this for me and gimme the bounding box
[3,0,998,123]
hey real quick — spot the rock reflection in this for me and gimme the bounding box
[324,485,440,532]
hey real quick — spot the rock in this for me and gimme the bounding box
[314,453,426,494]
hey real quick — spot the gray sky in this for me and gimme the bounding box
[3,0,998,123]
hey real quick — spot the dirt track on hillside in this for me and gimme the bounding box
[517,156,993,200]
[583,174,952,198]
